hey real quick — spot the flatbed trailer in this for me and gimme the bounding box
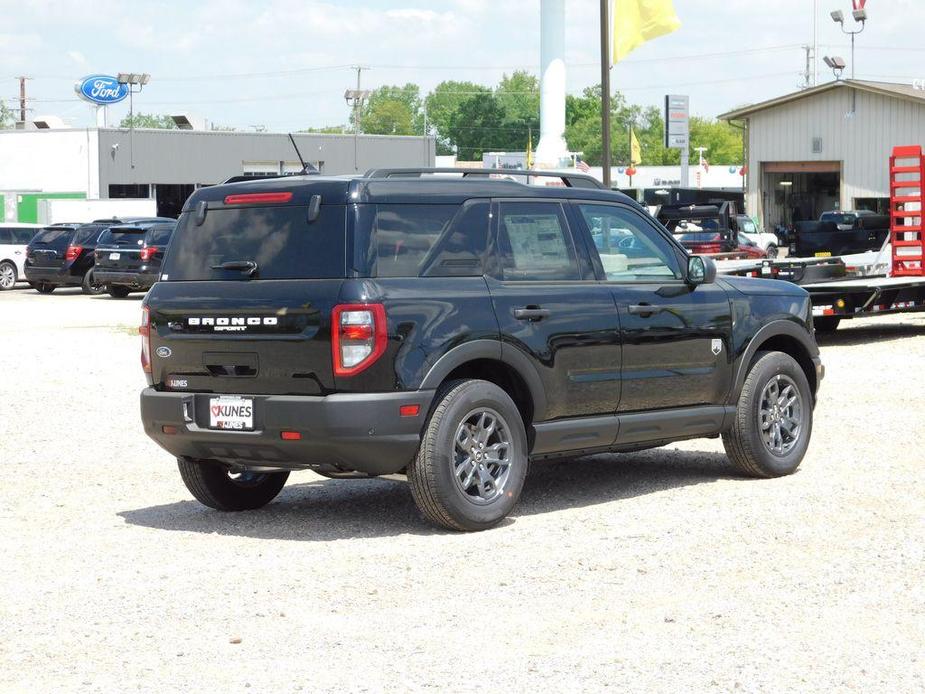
[716,254,925,330]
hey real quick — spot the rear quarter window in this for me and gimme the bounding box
[146,225,175,246]
[73,225,106,245]
[359,202,488,278]
[162,204,346,280]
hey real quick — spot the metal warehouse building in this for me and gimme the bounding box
[721,80,925,231]
[0,127,435,219]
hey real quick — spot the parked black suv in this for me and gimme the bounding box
[140,170,824,531]
[94,221,176,297]
[25,217,174,294]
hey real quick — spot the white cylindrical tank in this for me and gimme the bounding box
[535,0,568,168]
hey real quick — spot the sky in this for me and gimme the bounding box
[2,0,924,132]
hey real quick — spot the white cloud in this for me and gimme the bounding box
[67,50,86,66]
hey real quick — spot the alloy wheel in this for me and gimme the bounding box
[452,408,514,504]
[758,374,803,456]
[0,263,15,289]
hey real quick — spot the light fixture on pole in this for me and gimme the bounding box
[117,72,150,171]
[823,55,846,80]
[830,4,867,79]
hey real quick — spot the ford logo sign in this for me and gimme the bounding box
[74,75,129,105]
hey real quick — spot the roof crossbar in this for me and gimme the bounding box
[363,167,604,189]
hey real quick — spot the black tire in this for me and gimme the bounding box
[34,282,55,294]
[813,316,840,333]
[108,285,131,298]
[82,269,106,295]
[766,244,779,259]
[0,260,17,290]
[177,458,289,511]
[722,351,813,478]
[409,379,529,531]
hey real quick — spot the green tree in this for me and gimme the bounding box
[299,125,347,134]
[425,80,489,154]
[688,117,743,164]
[447,92,508,161]
[360,84,421,136]
[119,113,176,129]
[1,102,17,129]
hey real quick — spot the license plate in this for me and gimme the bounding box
[815,251,832,257]
[109,252,121,260]
[209,396,254,430]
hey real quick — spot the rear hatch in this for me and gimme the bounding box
[146,196,348,396]
[27,227,75,269]
[95,226,148,271]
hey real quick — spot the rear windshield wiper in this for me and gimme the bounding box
[211,260,258,277]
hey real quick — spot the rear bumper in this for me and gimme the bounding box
[23,266,78,285]
[95,269,157,289]
[140,387,435,475]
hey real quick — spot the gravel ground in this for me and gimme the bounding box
[1,285,923,693]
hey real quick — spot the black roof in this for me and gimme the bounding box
[182,171,638,212]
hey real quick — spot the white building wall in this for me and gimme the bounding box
[0,130,99,196]
[745,86,925,220]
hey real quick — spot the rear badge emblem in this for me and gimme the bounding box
[156,346,172,358]
[711,339,722,356]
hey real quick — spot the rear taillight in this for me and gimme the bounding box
[140,306,152,374]
[140,246,157,262]
[65,245,82,261]
[332,304,387,377]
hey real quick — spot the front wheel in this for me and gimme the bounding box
[722,351,813,478]
[765,244,779,259]
[177,458,289,511]
[0,261,17,290]
[409,379,529,531]
[82,269,106,295]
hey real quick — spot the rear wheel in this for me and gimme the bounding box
[82,269,106,295]
[409,379,528,531]
[723,351,813,478]
[33,282,55,294]
[766,244,779,259]
[177,458,290,511]
[108,285,131,298]
[0,261,16,290]
[813,316,840,333]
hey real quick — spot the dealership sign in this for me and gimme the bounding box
[664,94,690,149]
[74,75,129,105]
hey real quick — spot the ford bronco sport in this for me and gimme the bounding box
[140,169,824,531]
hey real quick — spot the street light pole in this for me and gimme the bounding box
[117,73,150,174]
[599,0,611,189]
[830,7,867,79]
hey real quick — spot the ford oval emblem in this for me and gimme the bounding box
[156,346,172,358]
[74,75,129,105]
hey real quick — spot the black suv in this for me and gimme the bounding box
[25,217,174,294]
[94,221,177,297]
[140,170,824,531]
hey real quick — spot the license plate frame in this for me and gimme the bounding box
[208,396,254,431]
[109,252,121,260]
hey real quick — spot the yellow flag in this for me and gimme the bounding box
[612,0,681,64]
[526,128,534,168]
[630,128,642,165]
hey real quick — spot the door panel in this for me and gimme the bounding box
[488,200,621,421]
[571,201,733,412]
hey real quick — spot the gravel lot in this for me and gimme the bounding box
[1,285,922,693]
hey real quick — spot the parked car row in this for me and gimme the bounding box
[0,217,175,297]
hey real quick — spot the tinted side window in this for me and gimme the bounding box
[74,224,106,245]
[0,229,11,244]
[497,202,578,281]
[367,204,459,278]
[577,204,681,281]
[14,229,37,244]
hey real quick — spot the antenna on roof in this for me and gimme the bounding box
[288,133,319,175]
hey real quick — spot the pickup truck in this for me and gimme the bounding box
[789,211,889,258]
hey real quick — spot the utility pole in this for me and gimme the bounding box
[599,0,612,189]
[16,76,31,124]
[801,45,814,88]
[344,66,370,172]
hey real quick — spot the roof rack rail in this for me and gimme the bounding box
[363,167,604,190]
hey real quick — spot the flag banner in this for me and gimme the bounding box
[612,0,681,64]
[630,128,642,165]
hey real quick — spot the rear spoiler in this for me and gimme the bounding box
[363,167,605,189]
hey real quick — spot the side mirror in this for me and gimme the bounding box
[687,255,716,285]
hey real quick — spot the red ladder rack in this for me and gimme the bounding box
[889,145,925,276]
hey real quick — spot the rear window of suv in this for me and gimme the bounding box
[32,228,74,244]
[99,227,146,246]
[162,204,346,280]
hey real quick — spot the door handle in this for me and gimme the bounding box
[513,306,551,321]
[628,303,664,317]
